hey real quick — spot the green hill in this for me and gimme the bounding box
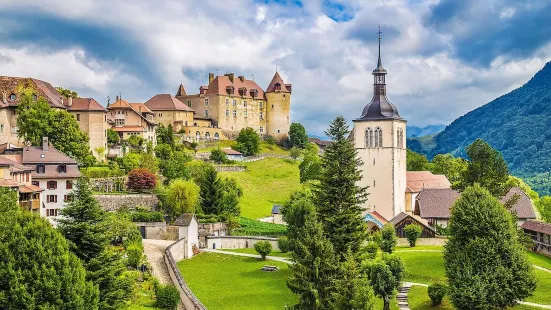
[430,61,551,195]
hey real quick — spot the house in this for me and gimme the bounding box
[222,148,244,161]
[2,137,80,225]
[0,154,43,212]
[308,137,332,151]
[405,171,451,213]
[271,205,284,224]
[414,187,537,228]
[390,212,436,238]
[363,210,388,232]
[521,220,551,256]
[174,213,199,259]
[107,97,157,152]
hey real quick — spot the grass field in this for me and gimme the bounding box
[221,248,292,258]
[220,158,301,219]
[526,252,551,270]
[177,253,297,309]
[197,141,290,155]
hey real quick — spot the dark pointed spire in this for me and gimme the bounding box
[176,83,186,97]
[377,25,382,67]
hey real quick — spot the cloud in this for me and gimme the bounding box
[0,0,549,137]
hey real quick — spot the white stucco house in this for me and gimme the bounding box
[174,213,199,259]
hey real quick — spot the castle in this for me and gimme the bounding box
[0,71,292,159]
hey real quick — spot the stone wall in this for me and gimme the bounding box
[164,239,207,310]
[93,194,159,211]
[134,222,167,240]
[206,236,279,250]
[214,165,246,172]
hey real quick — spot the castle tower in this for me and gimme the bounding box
[265,71,292,140]
[352,28,407,221]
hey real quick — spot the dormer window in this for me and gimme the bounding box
[36,165,45,174]
[33,94,38,101]
[274,83,281,91]
[9,94,16,101]
[58,165,67,173]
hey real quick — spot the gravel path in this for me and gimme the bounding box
[143,239,176,285]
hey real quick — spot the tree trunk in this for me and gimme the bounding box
[383,296,390,310]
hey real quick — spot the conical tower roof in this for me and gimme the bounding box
[266,71,289,93]
[176,83,186,96]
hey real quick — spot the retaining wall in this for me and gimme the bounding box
[164,240,207,310]
[206,236,279,250]
[93,194,159,211]
[214,166,246,172]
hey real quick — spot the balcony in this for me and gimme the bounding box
[19,199,40,211]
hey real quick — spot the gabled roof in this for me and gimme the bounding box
[174,213,197,226]
[406,171,451,193]
[144,94,194,112]
[521,220,551,235]
[21,145,78,164]
[64,98,107,112]
[266,72,290,93]
[390,212,436,233]
[0,156,34,172]
[130,103,153,114]
[206,75,265,99]
[108,99,155,124]
[0,76,66,109]
[222,148,242,156]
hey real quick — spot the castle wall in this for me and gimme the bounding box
[265,92,291,140]
[71,111,108,160]
[152,110,194,132]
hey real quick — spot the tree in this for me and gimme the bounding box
[165,179,200,218]
[430,154,468,187]
[235,127,260,156]
[156,124,175,148]
[56,86,78,98]
[380,223,397,253]
[330,251,374,310]
[287,217,338,309]
[289,146,302,160]
[126,168,157,192]
[289,122,309,149]
[277,237,292,253]
[138,152,159,173]
[219,177,243,216]
[254,241,272,259]
[404,224,422,247]
[156,285,180,310]
[58,178,110,262]
[299,143,322,183]
[94,146,106,161]
[210,148,228,164]
[155,143,173,161]
[107,128,120,145]
[118,153,141,173]
[195,166,241,216]
[365,254,405,310]
[428,283,447,306]
[313,116,368,258]
[160,151,192,184]
[127,135,145,151]
[407,149,430,171]
[16,89,92,165]
[282,188,316,248]
[0,188,99,310]
[536,196,551,223]
[458,139,510,197]
[444,185,536,309]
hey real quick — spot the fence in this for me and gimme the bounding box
[164,239,207,310]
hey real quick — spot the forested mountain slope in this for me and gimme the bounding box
[430,61,551,195]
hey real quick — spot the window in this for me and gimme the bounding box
[33,94,38,101]
[58,165,67,173]
[260,126,264,133]
[397,128,404,149]
[226,99,229,105]
[66,180,73,190]
[233,100,237,107]
[11,126,17,134]
[259,102,263,109]
[47,209,58,217]
[196,131,201,140]
[272,104,274,109]
[36,165,45,174]
[205,110,209,117]
[187,100,192,107]
[64,195,73,202]
[76,114,80,121]
[233,110,237,117]
[224,109,229,117]
[244,111,248,118]
[214,132,219,141]
[32,181,39,187]
[278,130,280,133]
[205,132,211,141]
[259,112,263,120]
[47,195,58,203]
[9,94,16,101]
[105,115,107,122]
[244,101,247,108]
[205,98,209,106]
[0,124,3,132]
[47,181,57,190]
[375,127,383,147]
[115,119,125,126]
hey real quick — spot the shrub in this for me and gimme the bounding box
[289,146,302,160]
[277,236,292,253]
[81,166,125,178]
[265,135,276,145]
[428,283,447,306]
[210,148,228,164]
[380,223,397,253]
[232,217,287,237]
[254,241,272,259]
[370,231,382,246]
[363,242,378,259]
[156,285,180,310]
[129,210,165,222]
[126,242,143,268]
[404,224,422,247]
[126,168,157,192]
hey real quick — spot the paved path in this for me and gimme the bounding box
[534,265,551,273]
[397,283,412,310]
[143,239,176,285]
[203,248,292,263]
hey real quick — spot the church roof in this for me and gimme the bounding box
[144,94,194,112]
[357,95,402,121]
[266,72,291,93]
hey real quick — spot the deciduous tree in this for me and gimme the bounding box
[365,254,404,310]
[165,179,201,218]
[404,224,422,247]
[299,143,322,183]
[380,223,397,253]
[289,122,309,149]
[407,149,430,171]
[126,168,157,192]
[444,185,536,309]
[235,127,260,156]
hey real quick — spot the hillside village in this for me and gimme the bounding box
[2,24,551,310]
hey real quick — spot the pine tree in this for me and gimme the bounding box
[444,184,536,309]
[330,251,374,310]
[313,116,368,258]
[287,217,338,309]
[197,165,224,215]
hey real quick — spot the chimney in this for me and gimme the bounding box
[68,97,73,107]
[42,137,48,151]
[209,73,214,84]
[226,73,234,83]
[238,76,245,82]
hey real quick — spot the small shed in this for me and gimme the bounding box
[174,213,199,258]
[271,205,284,224]
[390,212,436,238]
[222,148,244,161]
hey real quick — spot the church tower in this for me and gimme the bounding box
[353,28,407,221]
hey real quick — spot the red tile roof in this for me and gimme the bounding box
[0,76,65,109]
[406,171,451,193]
[0,156,34,172]
[19,184,44,193]
[130,103,153,114]
[108,99,155,124]
[266,72,290,93]
[222,148,243,155]
[64,98,107,112]
[144,94,194,112]
[521,220,551,235]
[206,75,265,99]
[0,179,19,188]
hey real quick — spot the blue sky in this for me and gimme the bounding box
[0,0,550,135]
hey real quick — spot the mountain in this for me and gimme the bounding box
[407,125,446,138]
[430,61,551,195]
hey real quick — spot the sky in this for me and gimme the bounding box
[1,0,551,136]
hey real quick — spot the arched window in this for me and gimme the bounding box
[365,128,373,148]
[374,127,382,147]
[214,132,219,141]
[205,132,211,141]
[195,131,201,141]
[9,94,16,101]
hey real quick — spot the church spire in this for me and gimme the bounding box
[377,25,382,68]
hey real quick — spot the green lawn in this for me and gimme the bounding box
[220,158,301,219]
[396,245,445,251]
[526,252,551,270]
[397,251,447,284]
[408,285,454,310]
[221,248,292,258]
[197,141,290,155]
[177,253,297,309]
[526,269,551,305]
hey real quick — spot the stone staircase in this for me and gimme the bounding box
[397,284,412,310]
